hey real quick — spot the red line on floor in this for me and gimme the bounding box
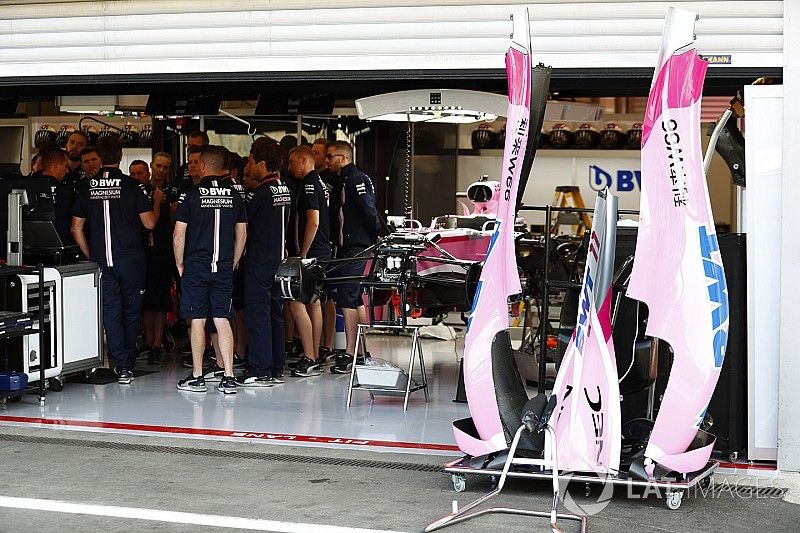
[717,461,777,471]
[0,415,460,452]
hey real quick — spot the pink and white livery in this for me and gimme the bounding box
[453,11,533,457]
[628,7,728,479]
[551,192,622,474]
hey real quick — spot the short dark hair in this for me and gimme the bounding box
[200,145,227,173]
[129,159,148,172]
[67,130,89,145]
[250,137,284,173]
[40,148,67,170]
[187,131,209,145]
[330,140,353,160]
[229,152,244,178]
[187,144,205,156]
[95,136,123,165]
[220,145,232,171]
[79,146,97,158]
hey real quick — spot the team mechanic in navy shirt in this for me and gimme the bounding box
[237,138,291,387]
[286,145,332,377]
[325,141,380,374]
[71,136,159,385]
[173,146,247,395]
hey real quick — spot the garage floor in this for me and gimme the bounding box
[0,332,470,455]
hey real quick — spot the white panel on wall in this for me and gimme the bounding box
[744,84,783,462]
[0,1,782,78]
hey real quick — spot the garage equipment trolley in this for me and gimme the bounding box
[0,264,47,406]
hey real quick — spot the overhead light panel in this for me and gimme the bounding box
[356,89,506,124]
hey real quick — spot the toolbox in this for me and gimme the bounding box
[0,371,28,391]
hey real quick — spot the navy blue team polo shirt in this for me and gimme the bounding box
[72,167,152,267]
[295,170,331,259]
[245,174,291,269]
[174,175,247,272]
[340,163,380,250]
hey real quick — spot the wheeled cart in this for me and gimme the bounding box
[0,264,48,406]
[443,456,718,511]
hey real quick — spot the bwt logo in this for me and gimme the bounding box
[91,178,120,187]
[589,165,641,192]
[199,187,230,196]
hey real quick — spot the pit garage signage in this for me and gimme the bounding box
[589,164,642,192]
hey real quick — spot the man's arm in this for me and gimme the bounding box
[173,221,187,277]
[354,177,380,242]
[233,222,247,269]
[300,209,319,259]
[152,187,164,220]
[139,211,157,230]
[70,216,90,259]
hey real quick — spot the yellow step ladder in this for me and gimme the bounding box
[551,186,592,236]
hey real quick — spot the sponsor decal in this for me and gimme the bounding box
[589,165,641,192]
[200,186,233,208]
[699,54,732,65]
[90,177,122,200]
[698,225,728,368]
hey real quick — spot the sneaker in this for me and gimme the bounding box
[331,354,366,374]
[331,354,353,374]
[202,364,225,382]
[235,374,273,388]
[136,345,151,359]
[270,371,285,384]
[177,372,206,392]
[181,353,194,368]
[292,356,322,377]
[147,346,164,365]
[233,353,247,368]
[318,347,335,366]
[218,376,238,394]
[163,332,175,353]
[117,369,134,385]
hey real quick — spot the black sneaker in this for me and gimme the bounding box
[235,374,273,388]
[292,356,322,377]
[181,353,194,368]
[147,347,163,365]
[218,376,237,394]
[136,345,151,359]
[233,353,247,368]
[117,369,133,385]
[163,333,175,353]
[331,354,353,374]
[318,347,335,366]
[202,364,225,382]
[270,371,285,384]
[177,372,206,392]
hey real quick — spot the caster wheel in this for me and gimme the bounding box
[49,377,64,392]
[665,490,683,510]
[490,476,499,489]
[452,474,466,493]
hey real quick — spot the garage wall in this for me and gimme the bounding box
[0,1,783,78]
